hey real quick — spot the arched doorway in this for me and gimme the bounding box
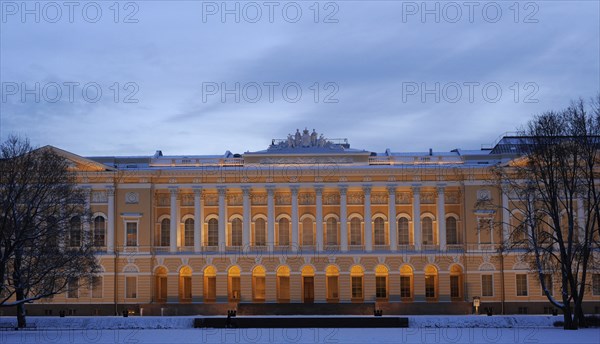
[326,265,339,302]
[277,266,291,303]
[203,266,216,302]
[155,266,168,303]
[228,266,241,302]
[179,266,192,302]
[252,266,266,302]
[301,265,315,303]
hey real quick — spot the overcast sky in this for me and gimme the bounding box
[1,1,598,156]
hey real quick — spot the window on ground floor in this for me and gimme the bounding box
[592,274,600,296]
[481,275,493,297]
[126,276,137,299]
[516,274,528,296]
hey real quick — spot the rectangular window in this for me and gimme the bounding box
[478,218,492,244]
[126,222,137,246]
[231,277,241,300]
[592,274,600,296]
[67,277,79,298]
[91,276,103,299]
[126,276,137,298]
[279,224,289,246]
[327,276,338,299]
[350,219,362,246]
[254,276,265,301]
[157,276,167,301]
[278,276,290,300]
[205,277,216,300]
[481,275,493,297]
[450,275,460,299]
[182,276,192,300]
[400,276,411,298]
[541,274,553,296]
[516,274,528,296]
[376,276,387,299]
[351,276,363,299]
[425,275,436,298]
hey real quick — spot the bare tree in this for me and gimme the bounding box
[493,97,600,329]
[0,136,99,328]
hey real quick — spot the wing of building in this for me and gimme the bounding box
[26,130,600,315]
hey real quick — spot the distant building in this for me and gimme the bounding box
[26,129,600,315]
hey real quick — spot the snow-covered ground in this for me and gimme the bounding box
[0,316,598,344]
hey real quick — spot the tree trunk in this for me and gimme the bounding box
[562,302,578,330]
[15,288,26,328]
[575,300,587,328]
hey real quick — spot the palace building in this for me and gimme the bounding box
[23,129,600,315]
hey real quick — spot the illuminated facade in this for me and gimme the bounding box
[25,129,600,315]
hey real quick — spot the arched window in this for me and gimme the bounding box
[253,266,266,302]
[207,219,218,247]
[93,216,106,247]
[398,217,409,245]
[446,217,458,245]
[69,216,81,247]
[278,218,290,246]
[425,265,438,300]
[155,266,168,302]
[422,217,434,245]
[231,218,242,246]
[254,218,266,246]
[277,266,290,302]
[350,265,364,301]
[350,218,362,246]
[160,218,170,247]
[203,266,216,301]
[326,218,338,245]
[302,218,314,246]
[449,265,463,300]
[400,265,413,300]
[184,218,194,247]
[375,265,388,300]
[179,266,192,302]
[374,217,386,245]
[326,265,339,302]
[228,266,241,301]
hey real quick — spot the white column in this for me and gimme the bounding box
[267,186,275,252]
[315,186,323,251]
[242,186,251,249]
[577,197,585,243]
[437,185,446,251]
[339,185,348,252]
[169,187,178,253]
[413,185,421,251]
[218,187,227,252]
[193,187,202,252]
[502,188,510,244]
[291,186,299,252]
[388,185,397,251]
[83,187,91,239]
[363,185,372,252]
[107,187,115,253]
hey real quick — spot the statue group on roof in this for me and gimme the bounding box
[275,128,331,149]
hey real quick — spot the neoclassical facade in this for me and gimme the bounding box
[28,130,600,315]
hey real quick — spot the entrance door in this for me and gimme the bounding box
[303,277,314,303]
